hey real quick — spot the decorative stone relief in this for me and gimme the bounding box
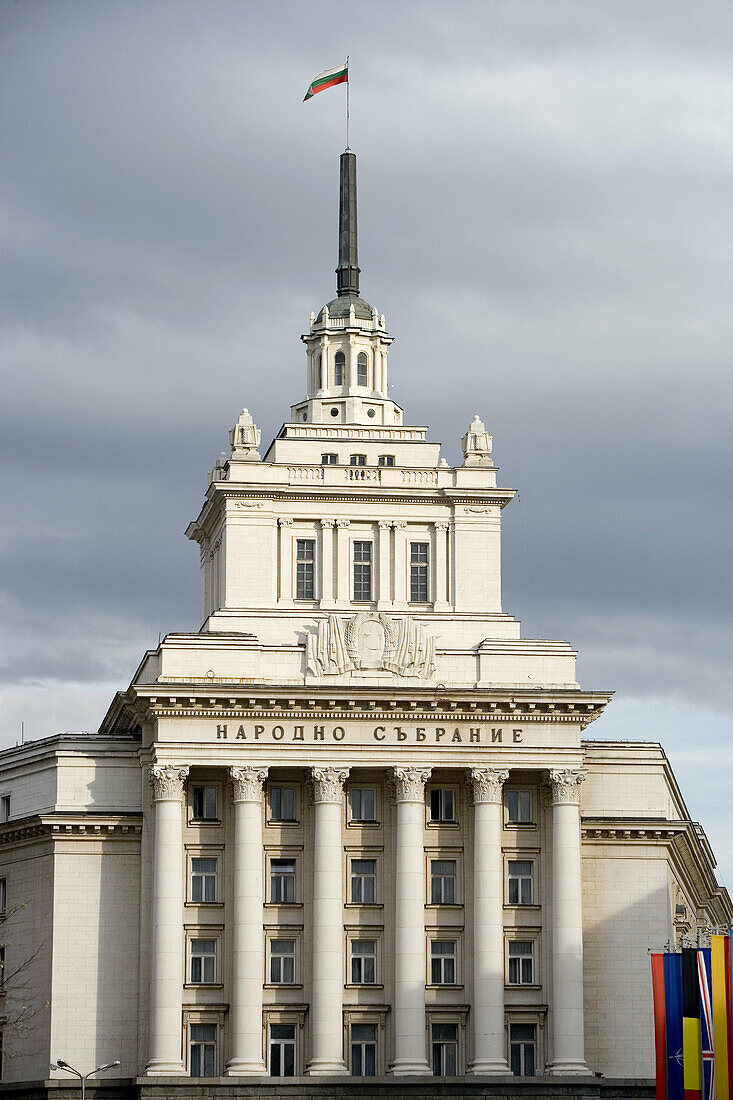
[392,767,432,802]
[278,517,294,527]
[229,408,261,461]
[549,768,587,804]
[306,613,437,679]
[310,766,349,803]
[469,767,509,803]
[229,766,268,802]
[149,764,190,801]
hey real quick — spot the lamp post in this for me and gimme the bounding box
[54,1059,121,1100]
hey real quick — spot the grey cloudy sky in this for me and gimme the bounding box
[2,0,732,882]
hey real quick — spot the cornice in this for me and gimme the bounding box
[0,813,142,847]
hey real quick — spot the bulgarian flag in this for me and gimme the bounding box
[303,62,348,101]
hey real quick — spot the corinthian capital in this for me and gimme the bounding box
[469,767,509,804]
[229,766,268,802]
[392,766,432,802]
[148,764,190,802]
[310,766,349,803]
[548,768,587,805]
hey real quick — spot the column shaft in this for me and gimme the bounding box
[377,521,392,609]
[307,767,349,1075]
[390,767,431,1076]
[548,769,589,1075]
[392,522,407,609]
[335,520,351,607]
[468,769,510,1075]
[146,765,189,1076]
[278,519,293,604]
[226,767,268,1075]
[433,523,450,610]
[320,520,336,607]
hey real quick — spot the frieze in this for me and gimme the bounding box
[210,721,526,745]
[306,613,436,679]
[148,764,190,801]
[229,765,268,802]
[469,767,509,803]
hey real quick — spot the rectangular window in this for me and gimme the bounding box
[430,859,456,905]
[353,541,373,601]
[508,941,534,985]
[350,859,376,904]
[431,940,456,985]
[350,454,367,466]
[429,788,455,823]
[410,542,430,602]
[351,1023,377,1076]
[190,1023,216,1077]
[270,786,296,822]
[0,797,10,823]
[270,939,296,984]
[350,940,376,984]
[510,1023,536,1076]
[295,539,315,600]
[270,1023,296,1076]
[350,787,377,823]
[321,453,338,465]
[507,790,533,824]
[432,1023,458,1076]
[377,454,394,467]
[190,939,216,984]
[192,786,217,821]
[191,858,217,903]
[270,859,296,904]
[508,860,533,905]
[0,879,5,914]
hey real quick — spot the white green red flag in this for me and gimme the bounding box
[303,63,348,102]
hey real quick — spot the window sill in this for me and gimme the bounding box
[185,901,224,909]
[184,983,224,990]
[344,903,383,911]
[344,983,384,991]
[503,904,541,911]
[427,821,460,828]
[264,902,304,910]
[264,983,303,990]
[266,820,300,828]
[188,819,222,827]
[505,822,537,830]
[425,903,463,911]
[426,984,464,991]
[506,983,542,991]
[347,821,380,828]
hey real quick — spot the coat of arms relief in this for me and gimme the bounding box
[306,613,437,679]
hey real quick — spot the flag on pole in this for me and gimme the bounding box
[698,948,715,1100]
[303,62,348,101]
[712,934,733,1099]
[665,952,685,1100]
[682,946,703,1100]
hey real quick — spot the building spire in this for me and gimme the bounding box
[336,150,360,297]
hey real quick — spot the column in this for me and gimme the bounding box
[377,520,392,609]
[392,521,407,609]
[547,769,589,1075]
[307,766,349,1074]
[277,517,293,604]
[390,766,431,1076]
[146,764,189,1075]
[433,522,450,610]
[226,766,268,1075]
[467,768,510,1075]
[320,519,336,608]
[335,519,351,607]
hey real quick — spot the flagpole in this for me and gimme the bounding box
[345,55,350,150]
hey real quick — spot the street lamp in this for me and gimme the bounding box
[53,1059,121,1100]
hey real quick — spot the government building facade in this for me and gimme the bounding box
[0,153,730,1096]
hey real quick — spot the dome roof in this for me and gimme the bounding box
[316,295,374,323]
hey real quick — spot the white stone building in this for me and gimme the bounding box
[0,152,729,1095]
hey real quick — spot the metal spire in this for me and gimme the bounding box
[336,150,360,297]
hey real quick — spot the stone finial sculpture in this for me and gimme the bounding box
[461,413,493,467]
[229,408,262,462]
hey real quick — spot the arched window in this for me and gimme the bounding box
[357,352,368,387]
[334,351,345,387]
[315,352,322,389]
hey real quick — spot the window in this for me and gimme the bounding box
[190,939,216,984]
[351,1023,377,1076]
[270,939,296,984]
[410,542,430,602]
[378,455,394,467]
[507,790,533,824]
[350,859,376,904]
[321,453,338,465]
[191,858,217,903]
[430,859,456,905]
[0,797,10,823]
[270,859,296,903]
[270,1023,296,1076]
[192,786,217,821]
[270,786,296,822]
[295,540,315,600]
[334,351,345,386]
[356,352,368,386]
[508,941,534,985]
[429,788,455,824]
[190,1024,216,1077]
[510,1023,536,1076]
[0,879,5,915]
[0,948,4,988]
[350,454,366,466]
[350,787,376,823]
[350,940,376,984]
[431,940,456,985]
[508,860,533,905]
[315,352,322,386]
[353,541,373,601]
[432,1023,458,1076]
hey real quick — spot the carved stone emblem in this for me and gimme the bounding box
[469,768,509,804]
[229,766,268,802]
[149,764,190,801]
[310,766,350,803]
[306,613,436,679]
[392,767,432,802]
[548,768,587,805]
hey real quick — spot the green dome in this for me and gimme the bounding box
[316,295,374,323]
